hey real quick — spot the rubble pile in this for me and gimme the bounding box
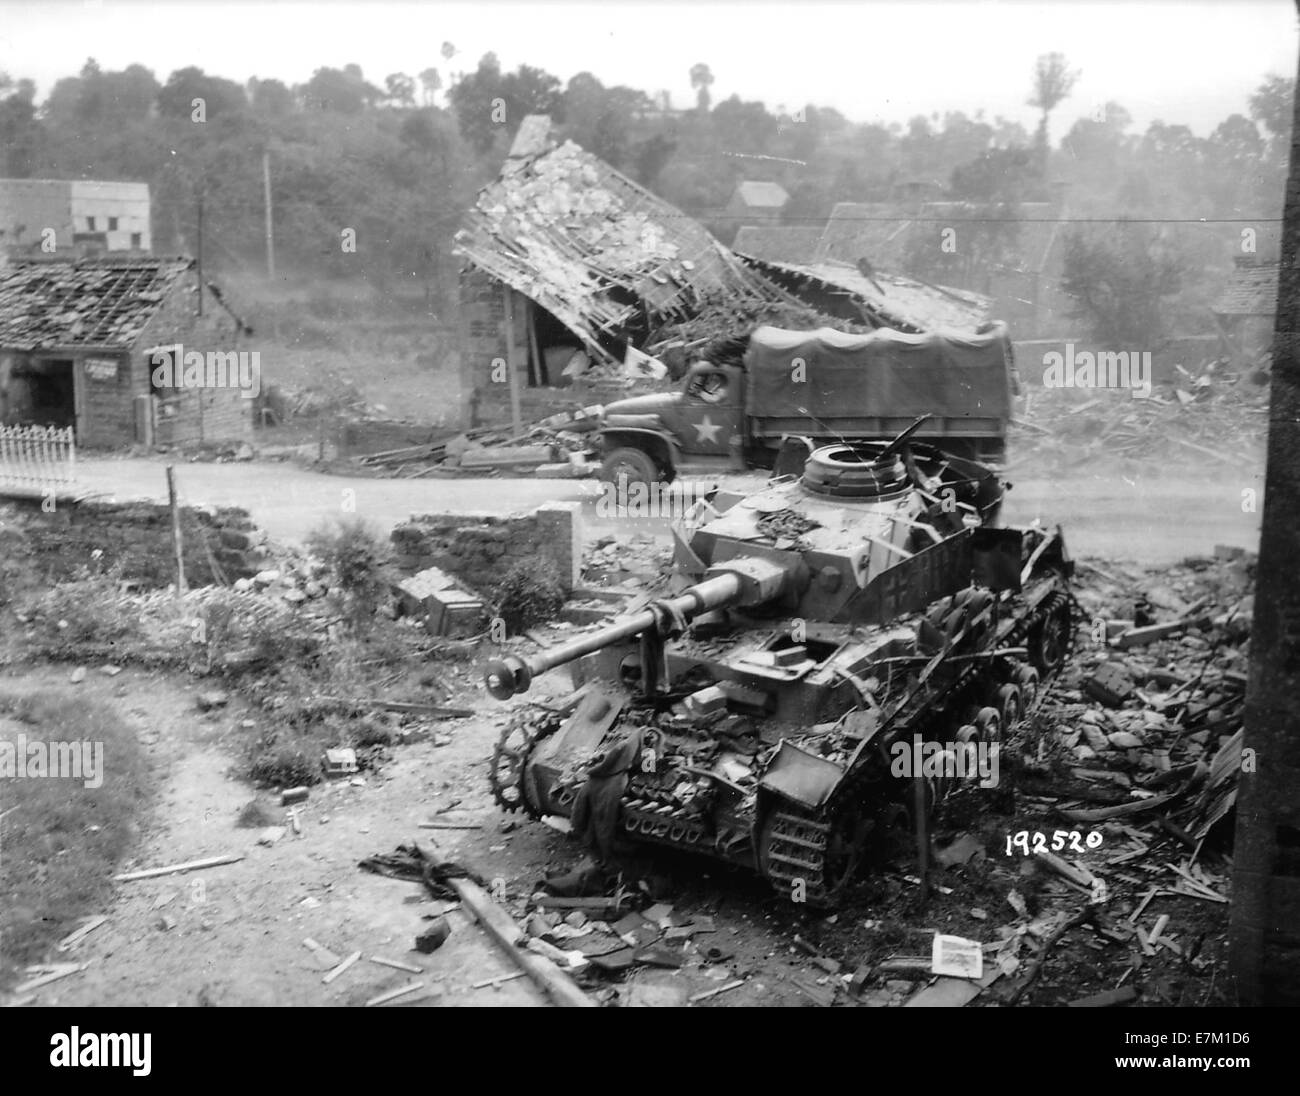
[1013,358,1269,469]
[581,533,671,587]
[356,407,607,479]
[1035,548,1254,842]
[832,548,1255,1008]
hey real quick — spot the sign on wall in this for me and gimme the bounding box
[83,357,119,381]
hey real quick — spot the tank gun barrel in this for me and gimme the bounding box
[484,557,794,699]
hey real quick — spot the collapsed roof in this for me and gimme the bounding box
[739,255,992,333]
[454,117,792,362]
[0,257,192,351]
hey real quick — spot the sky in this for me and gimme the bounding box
[0,0,1296,138]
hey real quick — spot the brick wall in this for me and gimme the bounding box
[2,496,269,587]
[136,271,253,446]
[390,501,581,596]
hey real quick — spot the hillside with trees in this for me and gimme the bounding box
[0,54,1291,340]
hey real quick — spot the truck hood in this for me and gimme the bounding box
[603,392,682,417]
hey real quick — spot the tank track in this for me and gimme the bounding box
[762,807,839,906]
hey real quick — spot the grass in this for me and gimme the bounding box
[0,689,151,991]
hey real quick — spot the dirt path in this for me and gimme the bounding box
[75,453,1263,563]
[5,666,550,1008]
[6,660,834,1009]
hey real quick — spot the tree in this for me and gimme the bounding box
[560,74,651,169]
[385,73,416,109]
[1061,101,1131,166]
[1028,52,1080,153]
[1249,74,1295,161]
[1059,225,1182,346]
[0,74,37,176]
[157,66,246,121]
[249,77,293,117]
[632,133,676,188]
[418,67,442,107]
[298,66,381,114]
[448,54,561,153]
[712,96,777,155]
[689,63,713,113]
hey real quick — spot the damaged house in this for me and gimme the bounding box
[455,116,1003,430]
[454,115,793,426]
[0,256,252,448]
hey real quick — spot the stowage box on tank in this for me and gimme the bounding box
[485,427,1073,906]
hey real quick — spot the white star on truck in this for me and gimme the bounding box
[693,415,722,443]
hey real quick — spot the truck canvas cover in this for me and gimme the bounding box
[743,325,1012,422]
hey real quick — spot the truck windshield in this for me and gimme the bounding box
[686,371,728,403]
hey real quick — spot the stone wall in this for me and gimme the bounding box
[390,501,581,596]
[2,496,269,587]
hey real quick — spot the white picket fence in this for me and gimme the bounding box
[0,424,77,496]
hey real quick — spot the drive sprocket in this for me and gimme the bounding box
[489,705,562,816]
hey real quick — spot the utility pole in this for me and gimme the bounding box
[1228,35,1300,1005]
[196,186,204,318]
[263,148,276,279]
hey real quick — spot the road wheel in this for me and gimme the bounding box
[996,684,1022,730]
[599,446,660,487]
[975,706,1002,746]
[1017,666,1040,709]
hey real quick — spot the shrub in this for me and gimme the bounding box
[306,518,391,630]
[493,558,565,634]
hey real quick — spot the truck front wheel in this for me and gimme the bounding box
[599,446,661,487]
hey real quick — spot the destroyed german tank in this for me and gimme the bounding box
[485,421,1075,906]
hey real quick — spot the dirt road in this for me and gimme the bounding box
[75,454,1263,564]
[2,667,552,1008]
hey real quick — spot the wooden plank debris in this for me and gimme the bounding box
[14,962,90,995]
[689,979,745,1003]
[365,981,426,1007]
[471,970,528,990]
[1033,849,1096,889]
[113,853,243,882]
[56,915,108,951]
[1058,795,1173,822]
[368,956,424,975]
[1129,887,1159,924]
[1112,616,1211,650]
[322,951,362,985]
[319,697,473,718]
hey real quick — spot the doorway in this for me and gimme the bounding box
[6,358,78,434]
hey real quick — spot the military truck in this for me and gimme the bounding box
[597,322,1017,485]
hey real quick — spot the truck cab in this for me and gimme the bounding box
[598,362,745,484]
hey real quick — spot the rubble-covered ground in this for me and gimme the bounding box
[452,547,1248,1008]
[0,493,1252,1006]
